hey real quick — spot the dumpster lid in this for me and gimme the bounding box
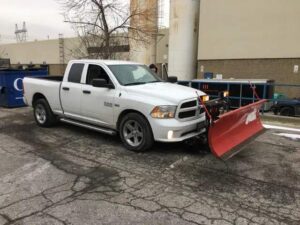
[0,68,23,72]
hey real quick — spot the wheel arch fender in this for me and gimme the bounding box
[32,93,47,106]
[116,109,153,132]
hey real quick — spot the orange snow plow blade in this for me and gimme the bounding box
[208,99,267,160]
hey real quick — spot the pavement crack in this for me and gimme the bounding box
[43,213,70,225]
[0,213,12,223]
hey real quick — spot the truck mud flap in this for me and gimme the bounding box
[208,99,267,160]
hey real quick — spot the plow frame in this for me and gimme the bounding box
[199,85,267,160]
[207,99,267,160]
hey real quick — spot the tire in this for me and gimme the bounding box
[272,107,278,115]
[33,99,58,127]
[119,113,154,152]
[280,107,295,117]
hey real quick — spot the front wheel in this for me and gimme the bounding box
[280,107,295,117]
[33,99,58,127]
[119,113,154,152]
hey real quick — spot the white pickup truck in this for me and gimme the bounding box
[23,60,208,152]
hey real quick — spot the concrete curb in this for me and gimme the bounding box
[261,114,300,129]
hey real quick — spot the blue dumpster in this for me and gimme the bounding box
[0,68,48,107]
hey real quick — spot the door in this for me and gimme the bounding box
[80,64,116,127]
[60,63,84,119]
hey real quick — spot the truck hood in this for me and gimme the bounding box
[124,82,206,104]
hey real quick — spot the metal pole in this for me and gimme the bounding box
[239,84,242,107]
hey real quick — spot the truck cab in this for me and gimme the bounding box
[23,60,208,152]
[60,61,118,127]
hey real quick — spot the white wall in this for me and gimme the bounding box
[0,37,85,65]
[0,39,60,64]
[198,0,300,60]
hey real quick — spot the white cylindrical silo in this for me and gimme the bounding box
[129,0,158,65]
[168,0,200,80]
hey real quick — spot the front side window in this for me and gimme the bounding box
[86,65,110,85]
[108,64,162,86]
[68,63,84,83]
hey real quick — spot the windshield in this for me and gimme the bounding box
[108,64,162,86]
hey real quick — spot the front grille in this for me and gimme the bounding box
[179,110,196,119]
[177,98,203,120]
[181,100,197,108]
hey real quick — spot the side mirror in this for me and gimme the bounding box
[167,76,178,83]
[91,79,114,89]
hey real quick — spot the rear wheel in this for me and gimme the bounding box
[33,99,58,127]
[280,107,295,117]
[119,113,154,152]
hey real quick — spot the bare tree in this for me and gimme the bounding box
[59,0,158,59]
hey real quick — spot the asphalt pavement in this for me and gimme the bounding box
[0,107,299,225]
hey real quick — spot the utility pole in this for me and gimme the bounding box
[15,22,27,43]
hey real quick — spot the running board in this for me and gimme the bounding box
[60,118,116,135]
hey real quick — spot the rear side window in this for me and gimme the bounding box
[68,63,84,83]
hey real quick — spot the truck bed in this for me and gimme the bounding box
[30,75,63,82]
[23,76,63,113]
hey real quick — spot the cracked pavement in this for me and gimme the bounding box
[0,107,299,225]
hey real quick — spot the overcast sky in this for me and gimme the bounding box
[0,0,76,43]
[0,0,169,44]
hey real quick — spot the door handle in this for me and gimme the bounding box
[62,87,70,91]
[83,90,91,94]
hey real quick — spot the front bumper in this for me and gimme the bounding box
[149,115,207,142]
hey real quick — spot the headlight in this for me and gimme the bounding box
[200,95,210,102]
[151,106,177,119]
[223,91,229,98]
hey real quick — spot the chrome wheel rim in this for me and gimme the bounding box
[123,120,143,147]
[35,104,46,124]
